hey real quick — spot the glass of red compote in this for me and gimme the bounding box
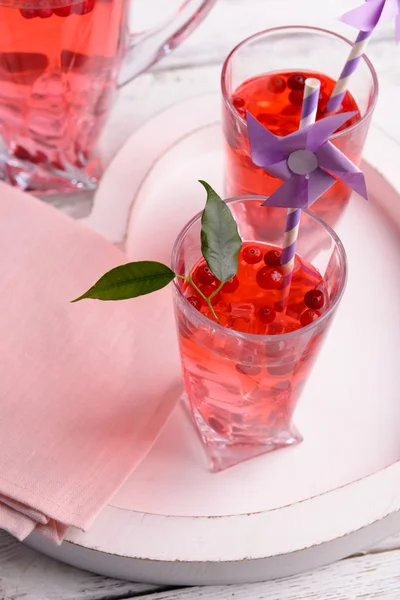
[172,197,347,471]
[221,26,378,236]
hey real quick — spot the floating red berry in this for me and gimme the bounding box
[232,96,245,110]
[288,74,306,90]
[20,8,36,18]
[38,8,53,17]
[264,249,281,266]
[54,5,73,15]
[195,263,216,285]
[300,309,321,327]
[304,289,324,310]
[200,285,220,306]
[267,76,287,94]
[13,145,32,161]
[243,245,263,264]
[258,306,276,324]
[221,275,239,294]
[256,266,283,290]
[289,90,303,106]
[187,296,202,311]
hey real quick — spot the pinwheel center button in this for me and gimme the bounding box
[287,149,319,176]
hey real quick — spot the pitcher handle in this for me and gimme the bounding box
[118,0,217,87]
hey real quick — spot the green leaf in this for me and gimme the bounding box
[72,261,175,302]
[199,180,242,283]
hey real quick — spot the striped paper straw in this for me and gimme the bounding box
[326,29,372,113]
[280,78,321,307]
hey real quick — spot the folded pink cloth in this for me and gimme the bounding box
[0,182,182,543]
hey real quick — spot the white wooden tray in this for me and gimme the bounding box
[26,95,400,585]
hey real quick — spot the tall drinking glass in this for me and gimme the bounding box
[221,27,378,229]
[172,198,347,472]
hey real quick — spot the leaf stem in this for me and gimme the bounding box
[209,281,224,302]
[175,272,220,324]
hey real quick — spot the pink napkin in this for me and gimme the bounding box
[0,182,182,543]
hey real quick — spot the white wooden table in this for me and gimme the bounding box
[2,0,400,597]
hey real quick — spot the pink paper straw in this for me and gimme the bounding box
[280,78,321,305]
[326,29,372,113]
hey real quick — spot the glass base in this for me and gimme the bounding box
[184,399,303,472]
[0,154,102,196]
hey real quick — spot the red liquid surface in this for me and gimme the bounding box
[186,242,327,334]
[176,242,331,468]
[223,71,367,229]
[0,0,127,181]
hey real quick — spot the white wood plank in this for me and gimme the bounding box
[0,532,161,600]
[134,0,398,70]
[134,549,400,600]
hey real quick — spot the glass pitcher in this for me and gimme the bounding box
[0,0,216,193]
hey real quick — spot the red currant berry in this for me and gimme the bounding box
[267,75,287,94]
[243,245,263,264]
[264,249,282,266]
[232,96,245,110]
[195,264,216,285]
[187,296,202,311]
[200,285,220,306]
[54,5,73,15]
[20,8,37,17]
[304,289,324,310]
[38,8,53,17]
[289,90,303,106]
[13,145,32,161]
[288,74,306,90]
[256,266,283,290]
[300,309,321,327]
[258,306,276,324]
[221,275,239,294]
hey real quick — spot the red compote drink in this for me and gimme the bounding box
[221,27,378,235]
[172,198,347,471]
[0,0,127,189]
[177,242,328,468]
[223,70,362,230]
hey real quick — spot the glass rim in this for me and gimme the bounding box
[171,195,348,343]
[221,25,379,140]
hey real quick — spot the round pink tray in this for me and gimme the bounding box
[26,94,400,585]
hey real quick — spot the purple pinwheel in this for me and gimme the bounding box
[246,111,368,209]
[341,0,400,42]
